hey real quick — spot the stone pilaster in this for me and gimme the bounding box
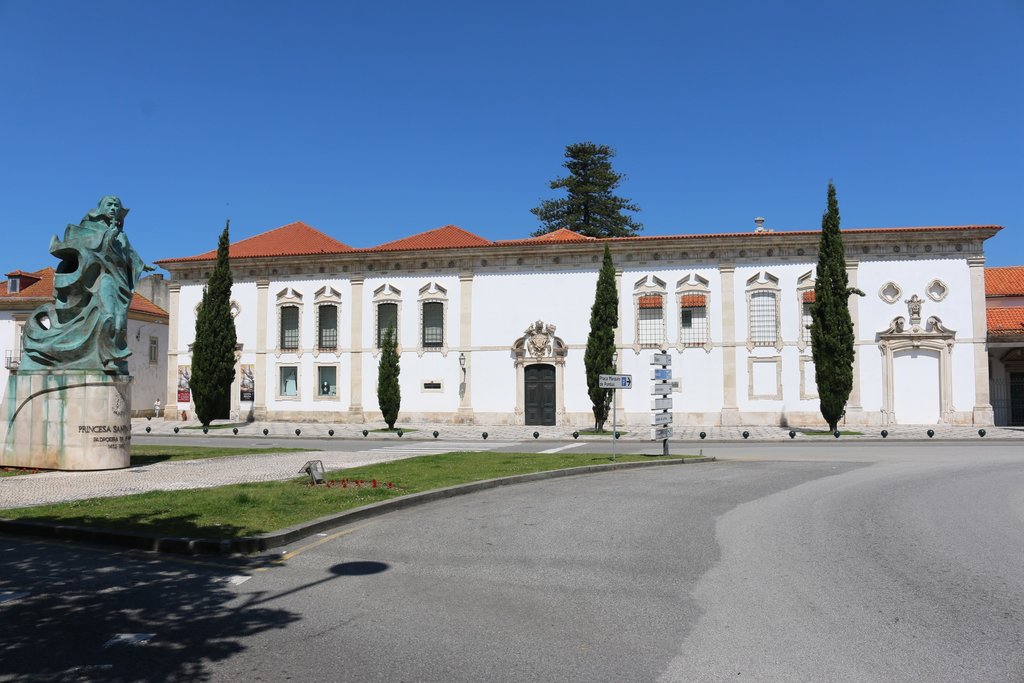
[164,281,180,420]
[253,278,269,420]
[348,277,364,420]
[845,259,863,420]
[968,256,994,424]
[457,272,474,422]
[719,264,739,425]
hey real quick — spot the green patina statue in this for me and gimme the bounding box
[20,196,153,375]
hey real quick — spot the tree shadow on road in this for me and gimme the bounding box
[0,536,299,681]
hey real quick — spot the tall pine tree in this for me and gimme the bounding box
[377,325,401,429]
[584,245,619,431]
[531,142,642,238]
[190,220,238,427]
[810,182,864,432]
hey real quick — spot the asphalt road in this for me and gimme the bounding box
[2,443,1022,682]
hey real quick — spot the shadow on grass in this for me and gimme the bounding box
[0,533,303,681]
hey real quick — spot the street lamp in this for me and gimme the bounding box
[459,352,466,368]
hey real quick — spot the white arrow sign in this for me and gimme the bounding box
[651,368,672,381]
[651,412,673,425]
[651,397,673,410]
[599,374,633,389]
[651,383,673,396]
[650,353,672,366]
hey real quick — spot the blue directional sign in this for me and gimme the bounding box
[651,368,672,381]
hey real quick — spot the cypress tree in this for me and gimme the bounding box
[190,220,237,427]
[377,325,401,429]
[810,182,864,432]
[531,142,642,237]
[584,245,619,431]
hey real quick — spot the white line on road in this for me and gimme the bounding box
[104,633,155,648]
[540,443,584,454]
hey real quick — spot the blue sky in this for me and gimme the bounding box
[1,1,1021,278]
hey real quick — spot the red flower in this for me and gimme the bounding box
[372,479,378,488]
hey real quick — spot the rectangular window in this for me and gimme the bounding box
[317,366,337,396]
[749,291,778,346]
[637,294,663,347]
[377,302,398,347]
[280,306,299,350]
[279,366,298,397]
[801,290,815,344]
[148,336,159,364]
[680,293,708,347]
[318,304,338,349]
[422,301,443,348]
[7,278,19,293]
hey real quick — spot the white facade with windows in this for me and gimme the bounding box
[157,222,1001,428]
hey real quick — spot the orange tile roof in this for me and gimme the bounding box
[1,267,166,317]
[985,267,1024,297]
[130,292,168,318]
[496,228,596,245]
[156,221,353,263]
[987,306,1024,336]
[802,290,816,303]
[365,225,491,252]
[638,294,663,308]
[680,293,707,308]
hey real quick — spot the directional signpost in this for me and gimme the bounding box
[599,373,632,461]
[651,351,673,454]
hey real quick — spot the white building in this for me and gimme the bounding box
[1,268,169,416]
[155,220,1002,428]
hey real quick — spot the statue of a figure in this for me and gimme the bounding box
[905,294,924,326]
[20,196,153,374]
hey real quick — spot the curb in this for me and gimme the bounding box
[0,456,716,556]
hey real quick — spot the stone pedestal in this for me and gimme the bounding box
[1,371,132,471]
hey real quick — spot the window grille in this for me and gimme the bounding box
[749,290,777,346]
[280,306,299,349]
[377,302,398,347]
[680,293,708,347]
[422,301,443,347]
[318,304,338,349]
[148,336,159,364]
[802,301,813,344]
[637,294,664,347]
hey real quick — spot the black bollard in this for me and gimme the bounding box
[699,431,706,439]
[533,432,539,439]
[328,429,334,436]
[482,432,488,440]
[174,426,179,433]
[295,428,301,436]
[397,429,403,437]
[834,430,840,439]
[433,430,439,438]
[145,426,151,433]
[927,429,934,438]
[202,427,209,434]
[979,429,986,437]
[881,430,888,438]
[572,431,579,439]
[742,431,749,439]
[263,428,269,436]
[362,429,368,437]
[232,427,238,435]
[789,430,796,439]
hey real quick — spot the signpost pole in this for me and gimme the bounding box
[611,388,616,462]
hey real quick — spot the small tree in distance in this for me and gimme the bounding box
[531,142,642,238]
[377,325,401,429]
[190,220,237,427]
[583,245,619,431]
[811,182,864,432]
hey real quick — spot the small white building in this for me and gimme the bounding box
[1,268,169,416]
[156,220,1002,428]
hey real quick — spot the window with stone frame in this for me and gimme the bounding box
[279,365,299,397]
[633,275,667,350]
[679,293,708,347]
[377,302,398,347]
[746,271,781,349]
[148,336,159,365]
[318,304,338,350]
[373,284,402,350]
[280,305,300,350]
[802,291,814,344]
[422,301,443,347]
[317,365,338,397]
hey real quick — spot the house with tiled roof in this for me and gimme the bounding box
[155,217,1005,430]
[985,266,1024,425]
[1,268,170,416]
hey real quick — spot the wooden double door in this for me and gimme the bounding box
[524,363,556,426]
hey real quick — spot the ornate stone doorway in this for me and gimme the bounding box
[877,312,956,425]
[512,320,567,426]
[524,364,556,426]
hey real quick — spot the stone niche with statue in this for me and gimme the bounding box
[1,196,152,470]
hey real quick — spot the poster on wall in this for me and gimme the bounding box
[177,365,191,403]
[240,364,255,402]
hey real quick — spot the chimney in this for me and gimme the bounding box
[754,217,766,233]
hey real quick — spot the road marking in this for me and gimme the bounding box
[269,522,373,564]
[539,443,584,454]
[220,575,251,586]
[104,633,155,648]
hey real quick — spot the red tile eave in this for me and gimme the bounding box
[155,222,354,265]
[985,267,1024,297]
[986,307,1024,337]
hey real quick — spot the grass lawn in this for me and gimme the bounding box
[1,451,692,538]
[0,445,314,476]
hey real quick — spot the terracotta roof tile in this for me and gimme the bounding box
[364,225,491,252]
[496,228,596,245]
[1,267,166,317]
[638,294,663,308]
[987,306,1024,336]
[680,293,707,308]
[803,290,816,303]
[155,222,353,263]
[985,266,1024,297]
[130,292,168,318]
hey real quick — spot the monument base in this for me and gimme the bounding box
[1,371,132,471]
